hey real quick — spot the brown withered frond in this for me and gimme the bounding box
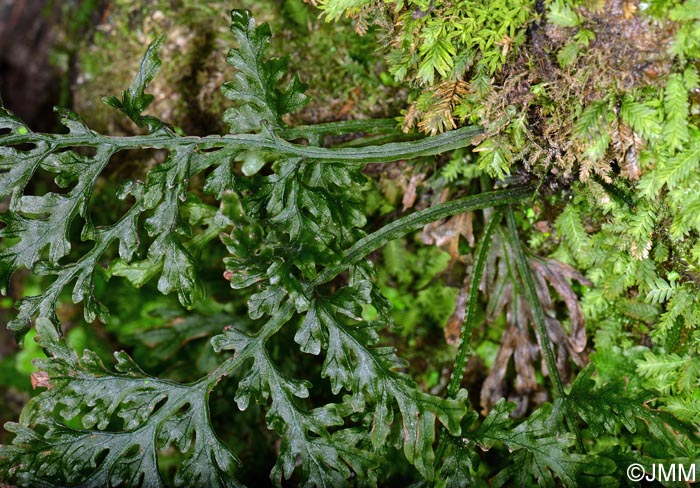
[477,231,591,416]
[402,102,422,133]
[418,80,469,135]
[423,211,592,415]
[421,211,474,263]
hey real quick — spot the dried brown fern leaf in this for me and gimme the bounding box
[418,80,469,135]
[478,233,591,414]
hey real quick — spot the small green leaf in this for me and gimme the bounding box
[547,0,581,27]
[239,150,267,176]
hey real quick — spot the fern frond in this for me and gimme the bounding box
[418,80,469,135]
[573,100,610,141]
[555,205,591,266]
[626,203,657,260]
[619,95,661,141]
[645,276,676,305]
[652,287,691,343]
[668,186,700,238]
[317,0,373,20]
[574,100,613,176]
[663,74,689,152]
[656,136,700,189]
[547,0,582,27]
[473,137,512,180]
[418,38,457,85]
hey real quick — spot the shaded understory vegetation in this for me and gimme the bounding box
[1,1,700,486]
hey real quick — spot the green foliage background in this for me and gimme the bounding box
[1,0,700,486]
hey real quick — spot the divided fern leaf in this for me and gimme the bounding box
[0,319,242,488]
[222,10,309,133]
[102,35,168,131]
[475,399,615,486]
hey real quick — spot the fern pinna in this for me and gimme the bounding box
[0,9,697,488]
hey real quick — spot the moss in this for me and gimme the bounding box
[72,0,233,134]
[316,0,685,181]
[315,0,700,391]
[468,0,680,180]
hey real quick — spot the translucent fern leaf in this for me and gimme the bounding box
[418,39,457,85]
[626,203,657,260]
[476,399,616,486]
[0,319,243,488]
[547,0,581,27]
[651,287,692,343]
[669,0,700,21]
[221,10,309,133]
[574,100,613,170]
[664,397,700,424]
[102,35,167,131]
[473,137,512,180]
[656,135,700,189]
[569,364,696,457]
[645,276,676,305]
[316,0,373,21]
[636,352,700,425]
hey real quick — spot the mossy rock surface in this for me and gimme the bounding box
[71,0,405,135]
